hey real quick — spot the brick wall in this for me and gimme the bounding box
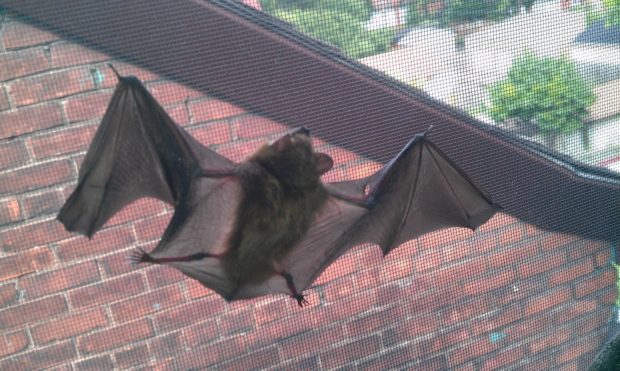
[0,15,616,370]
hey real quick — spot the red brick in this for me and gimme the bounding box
[449,338,499,367]
[220,346,280,370]
[525,287,571,315]
[189,98,244,123]
[549,259,593,286]
[0,218,68,252]
[0,88,10,110]
[2,22,59,49]
[415,248,442,272]
[56,225,135,261]
[315,249,366,285]
[556,337,598,363]
[321,335,381,369]
[464,269,515,295]
[220,307,255,336]
[233,115,283,139]
[49,42,109,68]
[134,214,171,242]
[0,284,18,307]
[78,318,153,354]
[149,331,183,361]
[181,319,219,347]
[0,48,49,82]
[154,298,224,333]
[379,253,415,284]
[323,276,357,302]
[64,91,112,122]
[186,278,214,300]
[0,295,67,330]
[0,197,21,225]
[26,124,97,159]
[74,355,114,371]
[529,328,571,354]
[389,312,440,342]
[217,138,264,162]
[21,189,65,218]
[165,103,190,125]
[477,212,518,233]
[430,258,486,288]
[253,297,293,326]
[278,324,344,360]
[147,81,202,106]
[471,305,522,336]
[111,285,185,323]
[519,250,567,278]
[346,305,403,337]
[443,240,471,263]
[594,250,611,269]
[314,290,384,323]
[0,159,75,196]
[358,345,417,370]
[105,197,170,227]
[443,295,494,326]
[8,68,95,106]
[575,270,615,298]
[498,225,525,246]
[69,273,145,309]
[0,246,54,280]
[0,341,76,371]
[146,262,186,288]
[568,239,609,260]
[539,234,581,251]
[0,331,29,357]
[481,345,526,371]
[20,261,100,299]
[98,249,141,277]
[31,308,108,345]
[175,337,246,369]
[186,122,232,145]
[0,103,63,139]
[0,141,29,171]
[419,227,475,249]
[114,344,150,368]
[488,243,536,270]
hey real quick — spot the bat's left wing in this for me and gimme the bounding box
[261,130,500,296]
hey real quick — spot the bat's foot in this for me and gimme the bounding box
[128,247,155,266]
[293,293,309,307]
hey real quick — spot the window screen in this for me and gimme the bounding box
[0,0,619,370]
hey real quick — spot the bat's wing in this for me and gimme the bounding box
[253,131,500,297]
[57,71,235,238]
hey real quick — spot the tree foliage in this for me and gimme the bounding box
[604,0,620,26]
[488,53,595,137]
[261,0,393,59]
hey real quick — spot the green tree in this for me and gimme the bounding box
[261,0,393,59]
[604,0,620,26]
[487,53,595,148]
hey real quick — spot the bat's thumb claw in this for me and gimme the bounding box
[294,294,309,307]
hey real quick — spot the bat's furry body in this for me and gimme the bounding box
[58,68,500,306]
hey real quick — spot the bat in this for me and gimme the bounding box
[57,66,500,306]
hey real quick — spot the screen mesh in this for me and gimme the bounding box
[0,0,619,370]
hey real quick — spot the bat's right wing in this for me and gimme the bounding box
[278,130,499,294]
[57,70,235,238]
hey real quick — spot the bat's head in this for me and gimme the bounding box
[253,127,333,188]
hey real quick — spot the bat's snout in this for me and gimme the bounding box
[293,127,311,136]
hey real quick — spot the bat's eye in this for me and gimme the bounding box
[364,184,371,196]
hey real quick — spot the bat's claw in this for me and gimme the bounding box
[128,247,155,266]
[293,294,309,307]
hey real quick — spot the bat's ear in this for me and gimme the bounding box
[272,134,291,152]
[314,153,333,175]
